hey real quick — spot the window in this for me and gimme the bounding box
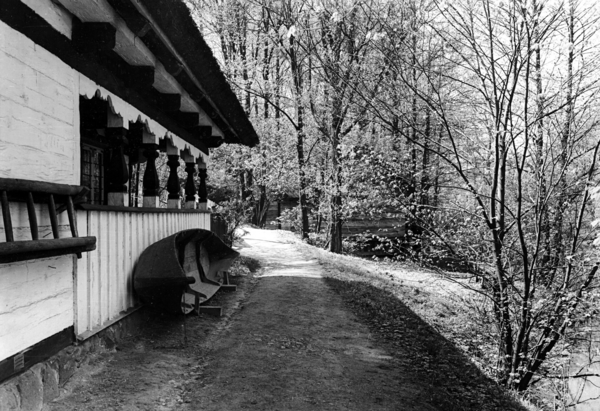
[81,144,105,205]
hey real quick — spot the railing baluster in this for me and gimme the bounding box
[48,194,59,239]
[1,190,13,242]
[27,192,38,240]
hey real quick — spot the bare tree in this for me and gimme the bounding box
[354,0,600,391]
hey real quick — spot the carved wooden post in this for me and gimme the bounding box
[142,143,160,207]
[197,161,207,211]
[166,154,181,209]
[106,127,129,207]
[183,155,197,210]
[164,140,181,209]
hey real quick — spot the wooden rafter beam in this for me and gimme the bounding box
[173,112,200,129]
[126,66,155,89]
[73,22,117,53]
[187,125,212,139]
[158,93,181,112]
[204,137,224,149]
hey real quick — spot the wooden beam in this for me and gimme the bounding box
[105,0,150,35]
[158,93,181,112]
[126,66,155,89]
[173,112,200,129]
[73,22,117,53]
[140,29,183,76]
[204,137,225,149]
[187,125,212,139]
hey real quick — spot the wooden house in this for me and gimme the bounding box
[0,0,258,400]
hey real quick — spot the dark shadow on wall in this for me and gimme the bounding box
[324,277,528,411]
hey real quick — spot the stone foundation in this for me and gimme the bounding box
[0,309,145,411]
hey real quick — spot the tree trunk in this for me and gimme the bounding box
[289,34,310,239]
[329,134,343,253]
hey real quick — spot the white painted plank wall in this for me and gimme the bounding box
[74,210,211,339]
[0,255,74,360]
[0,19,78,184]
[0,18,79,361]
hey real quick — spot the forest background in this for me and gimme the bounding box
[181,0,600,407]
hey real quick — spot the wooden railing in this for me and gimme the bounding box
[0,178,96,264]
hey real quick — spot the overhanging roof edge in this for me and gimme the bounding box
[129,0,259,148]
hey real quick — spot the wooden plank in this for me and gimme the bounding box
[75,211,90,336]
[122,212,130,313]
[109,211,118,318]
[128,213,137,308]
[89,211,101,330]
[148,213,154,245]
[160,212,166,239]
[120,212,128,312]
[121,212,128,313]
[140,213,146,253]
[100,212,111,323]
[135,213,143,307]
[164,212,168,238]
[155,212,160,242]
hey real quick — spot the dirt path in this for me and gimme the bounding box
[181,228,433,411]
[49,228,525,410]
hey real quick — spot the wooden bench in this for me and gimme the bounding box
[0,178,96,264]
